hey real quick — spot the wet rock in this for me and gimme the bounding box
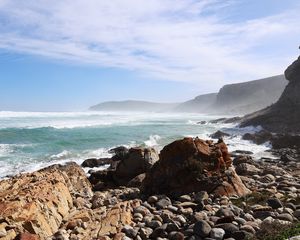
[210,130,230,139]
[81,158,112,168]
[109,146,129,161]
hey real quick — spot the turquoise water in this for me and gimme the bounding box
[0,111,271,177]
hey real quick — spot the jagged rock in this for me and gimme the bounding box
[114,147,159,185]
[143,137,250,197]
[0,162,92,239]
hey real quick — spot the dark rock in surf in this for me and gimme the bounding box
[81,158,112,168]
[210,130,230,139]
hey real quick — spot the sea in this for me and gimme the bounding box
[0,111,274,178]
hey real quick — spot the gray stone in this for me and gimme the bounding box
[151,226,168,238]
[215,223,239,236]
[193,220,211,237]
[139,227,153,240]
[232,230,253,240]
[267,198,283,209]
[147,220,162,229]
[240,225,256,234]
[294,209,300,219]
[122,225,138,238]
[148,195,158,204]
[166,222,180,232]
[156,198,172,209]
[210,228,225,240]
[179,195,192,202]
[277,213,293,222]
[168,231,185,240]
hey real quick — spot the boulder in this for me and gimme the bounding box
[0,162,92,239]
[143,137,250,197]
[114,147,159,185]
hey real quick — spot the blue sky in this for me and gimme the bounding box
[0,0,300,111]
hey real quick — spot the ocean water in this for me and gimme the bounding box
[0,111,273,178]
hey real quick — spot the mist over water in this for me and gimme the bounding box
[0,111,273,178]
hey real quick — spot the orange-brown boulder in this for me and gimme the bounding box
[143,137,250,197]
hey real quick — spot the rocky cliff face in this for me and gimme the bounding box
[241,55,300,133]
[0,163,92,239]
[143,137,250,197]
[214,75,287,114]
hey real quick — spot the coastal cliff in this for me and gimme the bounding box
[241,55,300,133]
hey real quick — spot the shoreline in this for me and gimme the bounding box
[0,135,299,240]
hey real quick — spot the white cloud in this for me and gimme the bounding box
[0,0,299,86]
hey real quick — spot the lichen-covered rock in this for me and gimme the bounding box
[0,162,92,239]
[143,137,250,197]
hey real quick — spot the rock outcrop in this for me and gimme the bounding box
[88,147,159,190]
[114,147,159,185]
[0,162,92,239]
[143,137,250,197]
[241,54,300,134]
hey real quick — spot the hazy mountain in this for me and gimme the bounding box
[89,100,178,112]
[173,93,217,112]
[90,75,287,114]
[213,75,287,114]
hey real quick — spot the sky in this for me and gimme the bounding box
[0,0,300,111]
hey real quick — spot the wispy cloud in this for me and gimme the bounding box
[0,0,299,85]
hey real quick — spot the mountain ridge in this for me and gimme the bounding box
[90,75,287,114]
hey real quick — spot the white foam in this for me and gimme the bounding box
[144,135,161,147]
[0,144,13,157]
